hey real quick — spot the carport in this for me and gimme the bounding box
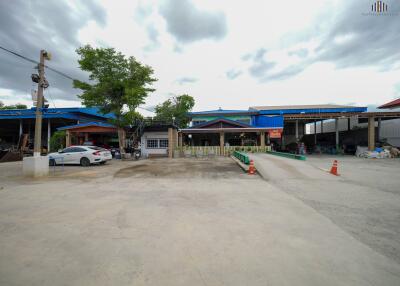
[287,111,400,151]
[57,122,120,148]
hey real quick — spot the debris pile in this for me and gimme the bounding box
[356,146,400,159]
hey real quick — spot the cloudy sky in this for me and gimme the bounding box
[0,0,399,114]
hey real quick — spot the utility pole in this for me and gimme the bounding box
[33,50,50,157]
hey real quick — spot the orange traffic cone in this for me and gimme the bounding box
[329,160,339,176]
[248,160,256,175]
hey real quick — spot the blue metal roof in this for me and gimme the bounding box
[0,107,114,120]
[189,117,253,129]
[189,109,253,115]
[257,107,367,115]
[57,121,116,130]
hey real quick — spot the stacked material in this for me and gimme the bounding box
[356,146,399,159]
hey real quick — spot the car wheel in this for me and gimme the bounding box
[99,161,106,165]
[80,157,91,167]
[49,159,56,166]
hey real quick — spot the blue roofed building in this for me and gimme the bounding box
[180,104,368,152]
[0,107,115,152]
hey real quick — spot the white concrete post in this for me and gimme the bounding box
[377,117,381,142]
[19,119,23,136]
[314,120,317,144]
[335,118,339,151]
[47,119,51,153]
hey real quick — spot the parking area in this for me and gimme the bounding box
[1,157,400,285]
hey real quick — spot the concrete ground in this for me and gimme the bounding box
[250,153,400,264]
[1,157,400,285]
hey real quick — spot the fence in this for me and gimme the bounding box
[174,146,271,157]
[232,151,250,164]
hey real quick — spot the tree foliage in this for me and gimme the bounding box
[154,94,195,128]
[73,45,157,151]
[74,45,156,123]
[0,101,27,109]
[49,131,66,152]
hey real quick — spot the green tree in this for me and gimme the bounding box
[73,45,157,153]
[0,101,27,109]
[49,131,66,152]
[154,94,195,128]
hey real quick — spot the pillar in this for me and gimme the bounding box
[47,119,51,153]
[348,117,351,131]
[168,128,174,158]
[260,131,265,148]
[368,117,375,151]
[295,120,299,142]
[314,120,317,144]
[66,130,71,147]
[19,119,23,136]
[267,132,270,145]
[84,132,89,142]
[174,129,178,149]
[335,118,339,151]
[377,117,381,142]
[219,132,224,155]
[178,132,183,147]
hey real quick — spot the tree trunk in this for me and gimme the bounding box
[117,127,126,155]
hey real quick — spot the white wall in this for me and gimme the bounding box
[140,131,168,158]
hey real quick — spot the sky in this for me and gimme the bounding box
[0,0,399,115]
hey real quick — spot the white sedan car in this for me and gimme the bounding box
[49,146,112,166]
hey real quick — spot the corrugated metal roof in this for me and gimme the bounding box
[378,98,400,109]
[0,107,114,120]
[57,121,115,130]
[189,109,252,115]
[249,104,363,110]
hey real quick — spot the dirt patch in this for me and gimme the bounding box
[114,157,244,179]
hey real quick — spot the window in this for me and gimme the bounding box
[192,120,206,126]
[159,139,169,148]
[147,139,159,149]
[62,147,75,153]
[146,139,169,149]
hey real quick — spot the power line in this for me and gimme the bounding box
[0,45,77,82]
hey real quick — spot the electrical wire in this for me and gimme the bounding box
[0,45,77,82]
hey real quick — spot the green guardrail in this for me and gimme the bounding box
[233,151,250,165]
[266,150,306,161]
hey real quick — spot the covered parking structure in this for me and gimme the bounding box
[286,111,400,151]
[57,122,119,148]
[0,107,114,153]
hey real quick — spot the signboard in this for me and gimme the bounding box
[269,129,282,139]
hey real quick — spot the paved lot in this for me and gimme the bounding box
[250,153,400,264]
[1,157,400,285]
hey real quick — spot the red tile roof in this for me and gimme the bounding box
[378,98,400,109]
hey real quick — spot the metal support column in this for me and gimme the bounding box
[295,120,299,142]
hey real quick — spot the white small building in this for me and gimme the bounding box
[140,124,178,158]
